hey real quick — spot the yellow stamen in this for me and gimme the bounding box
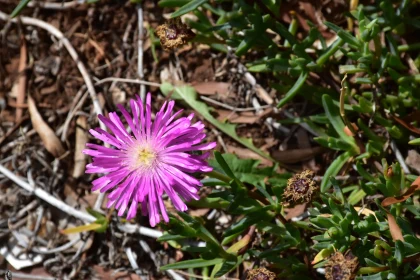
[136,147,156,167]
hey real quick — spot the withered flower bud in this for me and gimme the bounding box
[325,251,359,280]
[283,170,318,207]
[247,268,276,280]
[155,18,195,50]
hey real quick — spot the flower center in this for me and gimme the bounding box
[137,147,156,167]
[126,142,158,171]
[292,179,309,194]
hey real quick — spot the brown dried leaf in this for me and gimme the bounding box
[72,116,88,178]
[227,145,272,167]
[271,146,325,164]
[285,203,306,220]
[192,82,230,97]
[189,208,210,217]
[381,176,420,207]
[28,95,65,158]
[217,108,273,124]
[386,212,404,241]
[393,114,420,135]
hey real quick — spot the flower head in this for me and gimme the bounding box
[283,169,318,207]
[246,268,276,280]
[155,18,195,50]
[325,251,358,280]
[83,93,216,226]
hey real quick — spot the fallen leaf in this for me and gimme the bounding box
[311,248,333,265]
[28,95,65,158]
[192,82,230,97]
[354,207,379,222]
[73,116,88,178]
[393,114,420,135]
[227,145,272,167]
[271,146,325,164]
[285,203,306,220]
[386,212,404,241]
[381,176,420,207]
[217,108,273,124]
[189,208,210,217]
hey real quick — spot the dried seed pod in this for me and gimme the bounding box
[155,18,195,50]
[325,251,359,280]
[283,170,318,207]
[246,267,276,280]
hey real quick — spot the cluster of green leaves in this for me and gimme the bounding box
[160,152,307,278]
[157,0,420,279]
[310,177,420,280]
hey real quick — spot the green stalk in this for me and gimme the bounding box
[206,170,231,183]
[316,38,344,67]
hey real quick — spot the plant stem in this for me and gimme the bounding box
[206,170,231,183]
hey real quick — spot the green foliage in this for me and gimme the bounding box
[159,0,420,279]
[11,0,32,18]
[160,83,273,161]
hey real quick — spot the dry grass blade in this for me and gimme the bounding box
[28,95,65,158]
[72,116,88,178]
[15,36,27,122]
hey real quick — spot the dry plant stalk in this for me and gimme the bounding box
[16,37,27,122]
[28,95,65,158]
[73,116,88,178]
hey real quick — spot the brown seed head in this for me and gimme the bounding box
[283,170,318,207]
[155,18,195,51]
[246,268,276,280]
[325,252,359,280]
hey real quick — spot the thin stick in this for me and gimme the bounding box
[26,0,79,9]
[0,270,56,280]
[137,4,146,100]
[117,223,163,239]
[95,77,161,87]
[0,164,162,239]
[0,163,95,223]
[390,140,410,174]
[125,247,147,280]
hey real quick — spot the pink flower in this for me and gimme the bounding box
[83,93,216,226]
